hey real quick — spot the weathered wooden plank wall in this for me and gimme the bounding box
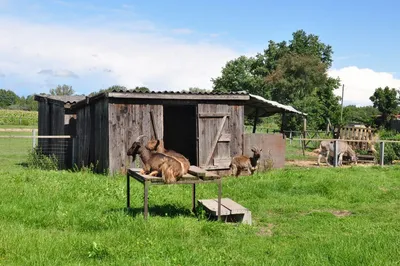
[229,105,244,158]
[108,103,163,175]
[243,133,286,170]
[49,102,66,169]
[76,105,91,168]
[37,101,49,149]
[93,98,109,173]
[198,104,243,170]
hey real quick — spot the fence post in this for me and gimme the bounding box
[32,129,36,149]
[289,131,292,145]
[19,116,22,125]
[379,141,385,167]
[333,140,338,167]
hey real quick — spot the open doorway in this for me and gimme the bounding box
[163,105,197,166]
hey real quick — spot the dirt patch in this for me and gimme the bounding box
[286,159,321,167]
[330,210,352,217]
[257,223,274,237]
[301,209,352,217]
[285,159,375,168]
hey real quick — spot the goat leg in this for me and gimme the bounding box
[148,170,159,177]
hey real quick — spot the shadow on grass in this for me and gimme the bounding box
[106,204,194,218]
[16,162,29,168]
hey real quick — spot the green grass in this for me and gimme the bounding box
[1,131,400,265]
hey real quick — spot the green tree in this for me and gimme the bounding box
[342,105,380,127]
[369,86,399,128]
[181,87,211,93]
[132,86,150,93]
[212,30,341,130]
[50,84,75,96]
[0,89,20,108]
[212,56,269,98]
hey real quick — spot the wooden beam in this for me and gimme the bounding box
[150,111,158,139]
[204,115,228,167]
[198,112,230,118]
[252,108,259,133]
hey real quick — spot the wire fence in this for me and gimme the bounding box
[0,129,74,170]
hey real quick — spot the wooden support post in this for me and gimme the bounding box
[302,117,307,155]
[333,140,338,167]
[289,131,293,145]
[252,108,259,133]
[218,179,222,221]
[32,129,36,149]
[150,111,158,139]
[192,184,196,213]
[379,141,385,167]
[144,181,150,219]
[126,173,130,210]
[281,112,286,134]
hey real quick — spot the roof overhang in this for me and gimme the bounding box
[244,93,307,117]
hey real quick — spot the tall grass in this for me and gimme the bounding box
[0,109,38,125]
[0,130,399,265]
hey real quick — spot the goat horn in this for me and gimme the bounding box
[135,135,146,142]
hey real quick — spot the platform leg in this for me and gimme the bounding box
[192,184,196,213]
[218,179,222,221]
[126,173,130,210]
[144,181,149,220]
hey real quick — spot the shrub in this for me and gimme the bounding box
[26,147,59,170]
[374,129,400,164]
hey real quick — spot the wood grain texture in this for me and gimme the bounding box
[108,103,163,175]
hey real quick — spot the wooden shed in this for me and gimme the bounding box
[69,90,305,175]
[34,94,85,168]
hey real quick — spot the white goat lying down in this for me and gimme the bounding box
[317,140,357,166]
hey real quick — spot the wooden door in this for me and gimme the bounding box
[197,104,231,170]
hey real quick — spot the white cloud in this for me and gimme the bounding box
[38,69,79,78]
[0,17,239,95]
[328,66,400,107]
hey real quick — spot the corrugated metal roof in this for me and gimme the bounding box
[108,89,249,95]
[72,89,305,116]
[35,94,86,104]
[248,93,307,116]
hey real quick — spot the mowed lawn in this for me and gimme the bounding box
[0,134,399,265]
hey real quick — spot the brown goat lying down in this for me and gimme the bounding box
[145,139,190,175]
[127,135,185,183]
[230,147,262,177]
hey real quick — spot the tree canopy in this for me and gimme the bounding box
[0,89,19,108]
[369,86,400,128]
[49,84,75,96]
[212,29,341,130]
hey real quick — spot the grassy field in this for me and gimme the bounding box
[0,109,38,126]
[0,131,400,265]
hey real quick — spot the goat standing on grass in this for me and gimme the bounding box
[145,138,190,175]
[127,135,185,183]
[317,140,357,166]
[230,147,262,177]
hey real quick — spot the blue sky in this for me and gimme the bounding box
[0,0,399,106]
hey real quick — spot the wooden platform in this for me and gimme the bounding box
[126,166,222,220]
[198,198,252,225]
[127,166,220,185]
